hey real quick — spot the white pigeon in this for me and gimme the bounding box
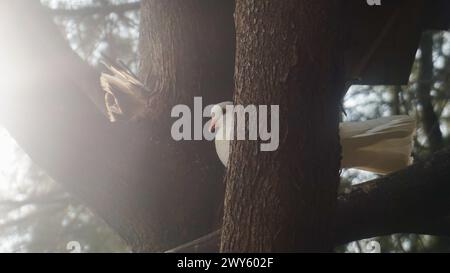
[210,102,416,175]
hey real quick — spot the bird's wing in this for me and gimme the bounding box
[101,60,146,90]
[340,115,416,149]
[340,115,416,175]
[100,58,153,122]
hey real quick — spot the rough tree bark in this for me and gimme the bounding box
[130,0,236,251]
[221,0,344,252]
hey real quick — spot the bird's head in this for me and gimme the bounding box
[209,101,233,133]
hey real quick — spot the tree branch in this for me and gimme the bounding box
[167,148,450,252]
[0,1,230,252]
[336,148,450,244]
[416,31,444,152]
[0,1,153,250]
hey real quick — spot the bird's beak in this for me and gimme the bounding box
[209,118,217,133]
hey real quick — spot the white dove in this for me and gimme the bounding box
[210,102,416,175]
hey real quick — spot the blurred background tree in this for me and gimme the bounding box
[0,0,449,252]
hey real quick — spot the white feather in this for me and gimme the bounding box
[340,115,416,175]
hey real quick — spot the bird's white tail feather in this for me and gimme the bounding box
[340,115,416,175]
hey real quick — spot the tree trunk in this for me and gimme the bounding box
[106,0,237,251]
[391,86,402,115]
[418,31,443,153]
[221,0,344,252]
[138,0,235,120]
[0,0,236,252]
